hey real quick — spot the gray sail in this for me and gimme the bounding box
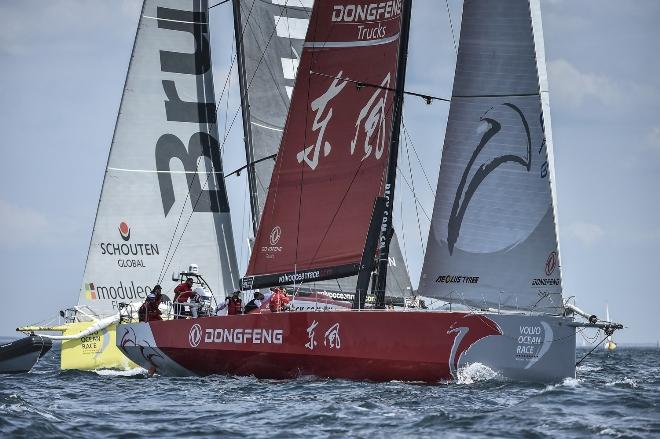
[78,0,240,316]
[233,0,313,231]
[234,0,412,298]
[296,235,413,300]
[417,0,563,314]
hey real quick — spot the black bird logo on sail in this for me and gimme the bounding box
[447,103,532,254]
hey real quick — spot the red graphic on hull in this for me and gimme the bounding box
[447,314,502,378]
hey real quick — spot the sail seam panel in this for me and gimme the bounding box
[304,33,399,49]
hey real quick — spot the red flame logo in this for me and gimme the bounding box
[119,222,131,241]
[545,251,558,276]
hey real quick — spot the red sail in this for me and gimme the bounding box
[244,1,403,288]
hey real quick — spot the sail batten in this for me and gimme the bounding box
[417,0,563,314]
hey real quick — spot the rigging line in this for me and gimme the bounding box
[158,3,254,283]
[240,4,292,110]
[401,119,435,194]
[213,0,259,119]
[575,332,608,367]
[310,70,450,103]
[164,3,295,277]
[230,0,305,224]
[216,4,297,159]
[223,28,235,147]
[158,0,246,283]
[398,193,412,290]
[444,0,457,55]
[395,164,431,222]
[302,81,400,270]
[403,123,426,255]
[209,0,230,8]
[293,0,320,273]
[238,172,248,272]
[224,153,277,178]
[312,71,543,102]
[158,0,248,282]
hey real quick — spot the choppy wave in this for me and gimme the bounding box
[94,368,147,377]
[455,362,501,384]
[1,347,659,438]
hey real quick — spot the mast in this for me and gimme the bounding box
[231,0,259,236]
[373,0,413,309]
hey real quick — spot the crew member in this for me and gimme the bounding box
[243,290,264,314]
[269,287,290,313]
[217,291,243,315]
[139,285,163,322]
[173,278,195,319]
[173,277,194,302]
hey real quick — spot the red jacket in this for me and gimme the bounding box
[176,290,195,303]
[174,283,192,302]
[139,295,162,322]
[227,297,242,315]
[269,290,290,312]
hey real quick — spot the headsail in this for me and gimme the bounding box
[78,0,239,315]
[417,0,563,314]
[234,0,412,297]
[242,0,405,290]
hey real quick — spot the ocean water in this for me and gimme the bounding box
[1,342,658,438]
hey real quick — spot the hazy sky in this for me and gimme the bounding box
[0,0,658,344]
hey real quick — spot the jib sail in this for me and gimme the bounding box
[417,0,563,314]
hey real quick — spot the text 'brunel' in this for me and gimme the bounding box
[154,6,229,216]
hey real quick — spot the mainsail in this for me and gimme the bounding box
[78,0,240,316]
[242,0,405,290]
[417,0,563,313]
[234,0,411,296]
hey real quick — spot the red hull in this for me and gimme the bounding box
[119,310,504,382]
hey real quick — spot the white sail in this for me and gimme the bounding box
[77,0,239,316]
[418,0,563,314]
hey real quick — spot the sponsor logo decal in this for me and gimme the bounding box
[531,278,560,287]
[82,281,151,309]
[435,275,479,284]
[189,324,202,347]
[516,322,553,369]
[278,270,320,284]
[545,251,558,276]
[119,222,131,241]
[446,104,548,255]
[202,327,284,345]
[100,223,160,269]
[261,226,283,254]
[80,332,103,355]
[270,226,282,245]
[84,283,97,300]
[305,321,342,351]
[331,1,402,23]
